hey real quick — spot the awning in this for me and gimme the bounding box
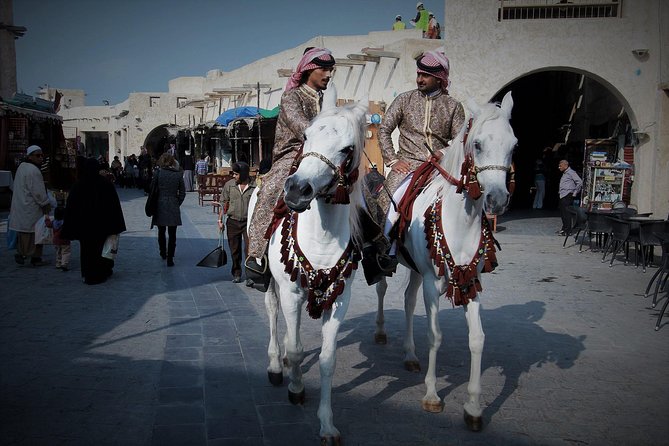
[215,106,280,127]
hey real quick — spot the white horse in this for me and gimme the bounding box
[374,92,516,431]
[249,93,367,445]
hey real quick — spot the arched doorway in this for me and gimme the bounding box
[491,69,634,210]
[143,125,177,159]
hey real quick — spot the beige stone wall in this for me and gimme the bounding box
[57,6,668,215]
[442,0,668,216]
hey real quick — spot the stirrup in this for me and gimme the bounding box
[361,246,396,286]
[245,255,268,275]
[244,255,271,292]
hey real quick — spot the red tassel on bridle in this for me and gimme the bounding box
[456,154,483,200]
[332,165,350,204]
[507,163,516,195]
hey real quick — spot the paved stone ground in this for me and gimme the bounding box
[1,188,667,446]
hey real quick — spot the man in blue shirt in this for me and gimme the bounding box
[557,159,582,235]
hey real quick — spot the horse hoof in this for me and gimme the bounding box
[374,333,387,344]
[404,360,421,373]
[464,411,483,432]
[421,400,443,413]
[320,436,341,446]
[288,389,305,405]
[267,371,283,386]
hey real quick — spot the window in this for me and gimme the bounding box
[177,97,188,108]
[149,96,160,107]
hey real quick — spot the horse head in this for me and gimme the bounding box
[465,91,517,215]
[284,92,367,213]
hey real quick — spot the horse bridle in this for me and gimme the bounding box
[435,117,513,199]
[300,151,342,185]
[462,118,511,176]
[297,148,358,204]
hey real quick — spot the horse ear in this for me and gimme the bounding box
[352,99,368,122]
[466,98,481,118]
[322,84,337,111]
[500,91,513,119]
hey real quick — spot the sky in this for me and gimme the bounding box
[13,0,444,106]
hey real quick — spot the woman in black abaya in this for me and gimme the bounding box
[62,157,127,285]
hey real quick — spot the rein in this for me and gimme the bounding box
[298,147,359,205]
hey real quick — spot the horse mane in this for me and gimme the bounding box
[312,103,366,249]
[422,100,506,203]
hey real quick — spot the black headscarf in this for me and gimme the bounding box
[62,157,126,240]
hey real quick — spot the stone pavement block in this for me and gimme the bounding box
[155,404,205,426]
[152,424,206,446]
[168,321,204,335]
[165,347,202,361]
[160,367,203,388]
[207,438,264,446]
[261,423,319,446]
[207,415,262,440]
[159,386,204,405]
[166,334,204,348]
[256,403,307,425]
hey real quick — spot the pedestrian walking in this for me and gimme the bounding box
[533,158,546,209]
[62,157,127,284]
[150,152,186,267]
[245,46,335,285]
[182,151,195,192]
[557,159,582,235]
[8,145,52,266]
[45,206,71,271]
[220,162,255,284]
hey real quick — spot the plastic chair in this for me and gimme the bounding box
[586,211,613,254]
[647,234,669,331]
[604,216,641,267]
[639,220,669,273]
[563,206,588,250]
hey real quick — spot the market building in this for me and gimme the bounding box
[34,0,667,216]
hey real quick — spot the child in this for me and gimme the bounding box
[46,207,71,271]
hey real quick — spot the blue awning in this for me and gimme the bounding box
[215,106,261,127]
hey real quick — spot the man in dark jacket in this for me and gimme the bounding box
[220,162,255,283]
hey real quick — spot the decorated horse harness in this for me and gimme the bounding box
[393,118,509,306]
[267,144,361,319]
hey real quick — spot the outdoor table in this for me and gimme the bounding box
[625,216,664,222]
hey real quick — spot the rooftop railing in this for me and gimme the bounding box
[498,0,622,21]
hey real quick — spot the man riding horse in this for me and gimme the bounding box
[245,47,336,290]
[372,50,466,272]
[247,46,403,290]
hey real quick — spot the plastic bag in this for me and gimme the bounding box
[34,215,53,245]
[7,216,17,250]
[102,234,119,260]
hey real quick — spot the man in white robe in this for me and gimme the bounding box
[9,145,52,265]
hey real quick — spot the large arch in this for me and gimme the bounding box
[143,124,176,159]
[490,67,634,210]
